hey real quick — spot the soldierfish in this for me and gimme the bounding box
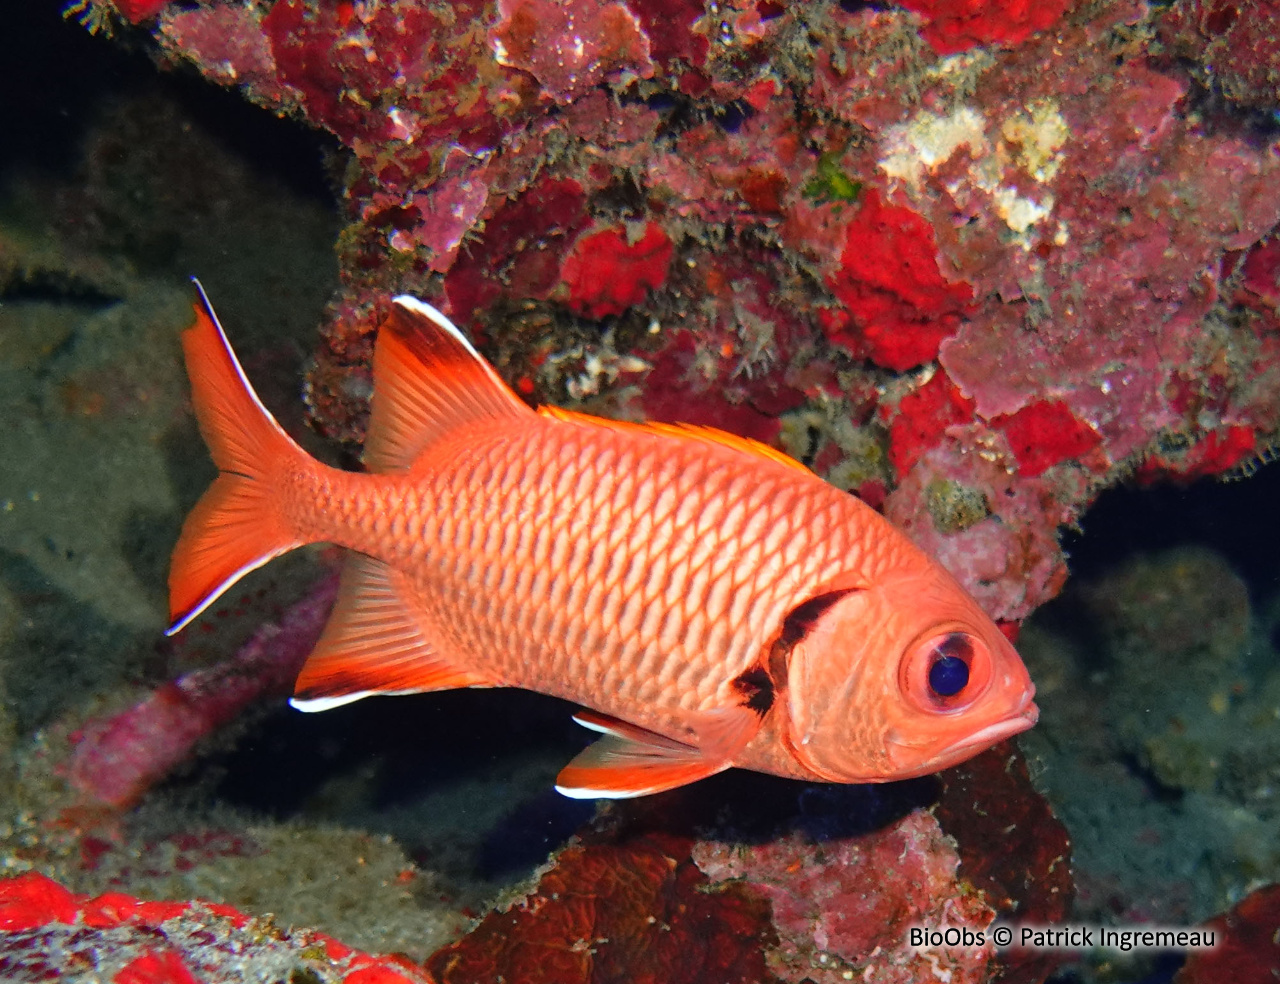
[167,283,1038,799]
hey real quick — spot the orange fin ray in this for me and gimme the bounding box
[167,281,310,635]
[538,405,811,475]
[555,704,762,799]
[363,297,534,473]
[291,554,496,711]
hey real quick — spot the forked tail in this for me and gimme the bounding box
[166,281,314,635]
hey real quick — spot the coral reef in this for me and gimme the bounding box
[17,3,1279,983]
[426,743,1070,984]
[119,0,1280,626]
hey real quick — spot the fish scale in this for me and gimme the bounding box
[363,421,857,723]
[168,287,1038,798]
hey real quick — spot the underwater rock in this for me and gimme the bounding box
[1174,882,1280,984]
[693,809,996,984]
[1015,541,1280,933]
[424,830,776,984]
[66,573,338,809]
[427,743,1070,984]
[935,743,1074,984]
[1157,0,1280,112]
[1075,544,1253,786]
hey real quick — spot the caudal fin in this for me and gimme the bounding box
[166,281,311,635]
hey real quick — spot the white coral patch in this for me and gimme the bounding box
[992,187,1055,234]
[879,100,1070,243]
[878,107,989,189]
[1001,98,1069,182]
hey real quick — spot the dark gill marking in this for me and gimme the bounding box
[766,588,860,686]
[733,665,775,715]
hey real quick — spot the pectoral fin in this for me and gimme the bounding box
[554,704,762,799]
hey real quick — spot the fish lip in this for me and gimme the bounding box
[885,692,1039,772]
[947,702,1039,754]
[953,686,1040,751]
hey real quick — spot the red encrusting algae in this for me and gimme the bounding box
[0,871,430,984]
[824,189,975,372]
[559,221,675,319]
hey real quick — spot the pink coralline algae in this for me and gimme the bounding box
[1158,0,1280,110]
[493,0,655,104]
[0,871,429,984]
[1240,237,1280,316]
[694,810,995,984]
[66,573,338,809]
[424,742,1071,984]
[128,0,1280,629]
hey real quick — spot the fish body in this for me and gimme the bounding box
[169,285,1038,798]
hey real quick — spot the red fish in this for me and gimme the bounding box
[168,283,1037,798]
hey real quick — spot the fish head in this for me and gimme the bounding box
[782,565,1038,782]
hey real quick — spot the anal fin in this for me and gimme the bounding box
[555,705,762,799]
[290,554,494,711]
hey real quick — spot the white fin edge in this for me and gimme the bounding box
[166,547,291,637]
[390,296,484,361]
[570,712,619,737]
[288,689,427,713]
[554,783,656,800]
[165,276,297,637]
[191,277,296,452]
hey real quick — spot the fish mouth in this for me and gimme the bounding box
[947,701,1039,755]
[886,689,1039,774]
[943,684,1040,758]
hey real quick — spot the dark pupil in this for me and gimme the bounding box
[929,654,969,697]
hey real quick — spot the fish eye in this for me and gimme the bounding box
[902,629,990,712]
[927,633,972,697]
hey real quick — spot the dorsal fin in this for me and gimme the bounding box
[362,297,534,473]
[537,405,812,475]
